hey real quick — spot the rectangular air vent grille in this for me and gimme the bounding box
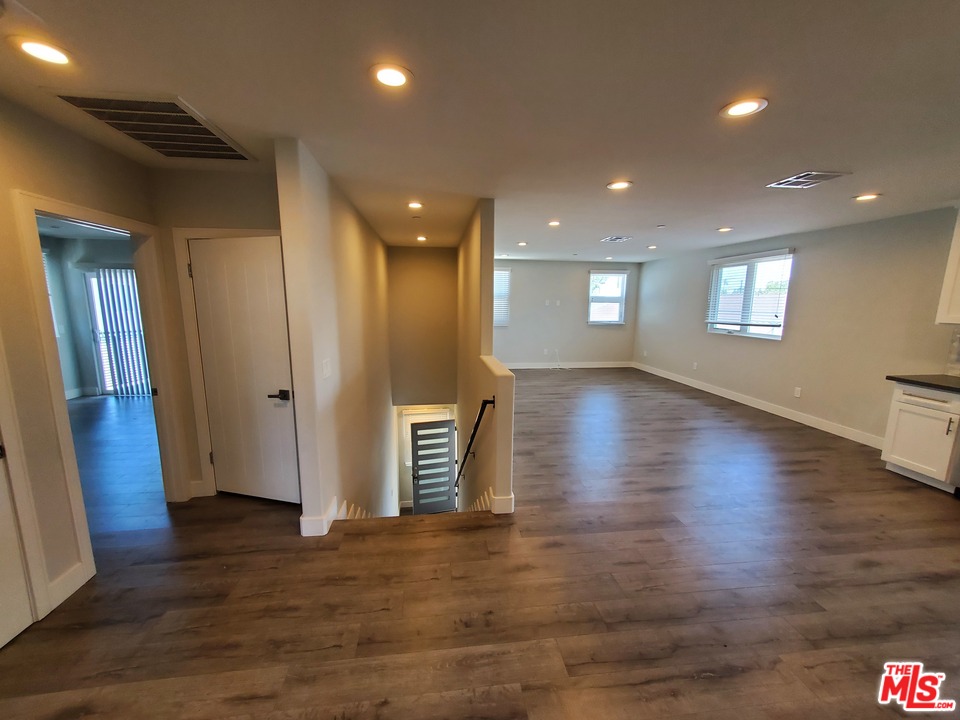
[58,96,250,160]
[766,171,850,189]
[601,235,632,243]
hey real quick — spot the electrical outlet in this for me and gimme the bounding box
[556,300,560,306]
[545,299,550,306]
[693,361,698,371]
[322,358,332,378]
[794,387,801,398]
[543,348,549,356]
[642,350,648,358]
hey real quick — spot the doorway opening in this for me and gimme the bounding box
[36,212,167,538]
[395,404,457,515]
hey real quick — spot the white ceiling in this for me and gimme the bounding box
[2,0,959,259]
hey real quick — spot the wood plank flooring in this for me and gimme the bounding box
[4,368,960,718]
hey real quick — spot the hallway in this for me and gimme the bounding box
[1,369,958,718]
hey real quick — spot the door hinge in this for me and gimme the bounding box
[0,443,5,460]
[209,451,214,465]
[187,262,193,278]
[151,387,158,396]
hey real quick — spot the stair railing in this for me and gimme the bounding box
[455,396,495,489]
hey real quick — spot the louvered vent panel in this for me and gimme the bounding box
[766,171,851,189]
[59,96,250,160]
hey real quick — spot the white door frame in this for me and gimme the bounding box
[172,228,284,498]
[10,191,191,612]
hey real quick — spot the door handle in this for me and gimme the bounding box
[948,418,955,436]
[267,389,291,401]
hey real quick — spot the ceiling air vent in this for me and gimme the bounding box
[58,95,250,160]
[601,235,632,243]
[766,170,851,189]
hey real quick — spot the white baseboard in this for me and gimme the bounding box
[64,388,82,400]
[399,500,413,509]
[505,360,635,370]
[300,495,340,537]
[44,560,95,618]
[491,491,515,514]
[633,363,884,449]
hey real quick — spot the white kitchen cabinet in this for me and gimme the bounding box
[936,210,960,324]
[882,382,960,492]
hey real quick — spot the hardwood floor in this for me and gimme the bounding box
[3,368,960,718]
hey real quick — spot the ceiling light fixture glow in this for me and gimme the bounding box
[647,245,657,250]
[854,193,880,201]
[605,256,613,260]
[606,180,633,190]
[19,40,70,64]
[408,201,423,209]
[548,220,560,227]
[416,235,426,242]
[372,64,411,87]
[518,242,527,246]
[717,227,733,233]
[720,98,768,118]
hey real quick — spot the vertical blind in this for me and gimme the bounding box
[94,268,151,396]
[493,268,511,326]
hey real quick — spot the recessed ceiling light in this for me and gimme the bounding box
[854,193,880,202]
[604,256,613,260]
[548,220,560,227]
[717,227,733,233]
[720,98,768,118]
[518,242,527,246]
[606,180,633,190]
[19,39,70,65]
[416,235,426,242]
[408,201,423,209]
[372,64,411,87]
[656,224,666,229]
[647,245,657,250]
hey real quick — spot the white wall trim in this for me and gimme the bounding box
[633,363,884,449]
[399,500,413,510]
[504,360,635,370]
[172,228,282,500]
[490,491,515,514]
[64,388,82,400]
[300,495,339,536]
[45,560,95,611]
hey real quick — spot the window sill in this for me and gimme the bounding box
[588,321,626,326]
[708,327,782,341]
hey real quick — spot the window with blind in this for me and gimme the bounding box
[706,249,794,340]
[493,268,511,326]
[588,270,628,324]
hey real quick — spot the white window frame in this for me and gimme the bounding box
[706,248,794,341]
[588,270,628,325]
[493,267,511,327]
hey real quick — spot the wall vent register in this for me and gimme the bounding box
[58,95,250,160]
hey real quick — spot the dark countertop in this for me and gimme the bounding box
[886,374,960,394]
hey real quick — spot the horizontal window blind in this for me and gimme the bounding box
[706,249,793,338]
[493,268,511,326]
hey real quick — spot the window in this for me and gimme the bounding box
[41,249,61,338]
[706,248,794,340]
[493,268,511,326]
[588,270,628,324]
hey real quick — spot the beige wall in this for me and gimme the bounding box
[493,260,640,365]
[275,138,397,530]
[0,96,154,583]
[635,208,957,441]
[456,200,515,512]
[387,247,458,405]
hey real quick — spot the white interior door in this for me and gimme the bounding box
[189,236,300,503]
[0,446,33,647]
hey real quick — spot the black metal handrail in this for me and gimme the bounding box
[455,396,495,489]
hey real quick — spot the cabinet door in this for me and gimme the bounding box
[881,403,959,481]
